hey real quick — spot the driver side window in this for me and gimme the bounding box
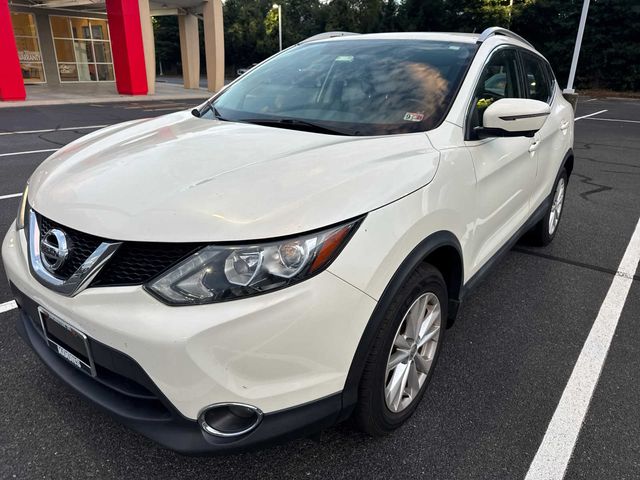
[469,49,522,136]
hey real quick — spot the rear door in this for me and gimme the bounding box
[519,51,572,209]
[464,47,537,274]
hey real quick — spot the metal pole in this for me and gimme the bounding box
[278,4,282,51]
[565,0,590,93]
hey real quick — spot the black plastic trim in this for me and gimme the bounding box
[340,230,463,416]
[499,112,550,121]
[474,126,536,138]
[560,148,574,182]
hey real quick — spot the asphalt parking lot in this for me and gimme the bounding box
[0,97,639,479]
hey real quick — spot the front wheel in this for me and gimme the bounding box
[354,264,447,436]
[529,169,567,246]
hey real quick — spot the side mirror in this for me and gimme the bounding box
[475,98,550,139]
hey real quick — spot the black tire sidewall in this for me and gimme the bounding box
[362,265,448,432]
[543,170,568,243]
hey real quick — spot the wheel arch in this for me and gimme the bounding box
[340,230,464,418]
[562,148,574,179]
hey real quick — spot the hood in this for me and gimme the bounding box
[28,111,440,242]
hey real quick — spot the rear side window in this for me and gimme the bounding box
[545,62,557,90]
[521,53,552,103]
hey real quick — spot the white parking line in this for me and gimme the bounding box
[574,109,608,121]
[143,107,186,112]
[584,117,640,124]
[0,148,59,158]
[0,300,17,314]
[525,217,640,480]
[0,193,21,200]
[0,125,107,136]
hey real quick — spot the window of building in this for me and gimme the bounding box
[50,15,114,83]
[11,12,46,84]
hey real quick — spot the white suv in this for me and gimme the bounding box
[2,28,573,453]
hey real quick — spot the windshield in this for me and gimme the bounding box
[204,39,476,136]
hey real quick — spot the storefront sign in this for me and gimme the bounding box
[18,50,41,62]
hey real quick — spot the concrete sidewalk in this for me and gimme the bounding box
[0,81,211,108]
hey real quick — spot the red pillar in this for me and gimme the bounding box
[0,0,26,101]
[105,0,148,95]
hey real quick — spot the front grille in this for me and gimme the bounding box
[38,215,102,280]
[35,212,202,287]
[91,242,201,286]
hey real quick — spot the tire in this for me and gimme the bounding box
[354,264,447,436]
[529,169,568,246]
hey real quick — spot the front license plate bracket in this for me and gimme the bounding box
[38,307,97,377]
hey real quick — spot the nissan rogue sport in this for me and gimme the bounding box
[2,27,574,453]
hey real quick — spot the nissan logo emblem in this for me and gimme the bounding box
[40,228,69,273]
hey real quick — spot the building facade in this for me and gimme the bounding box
[0,0,224,101]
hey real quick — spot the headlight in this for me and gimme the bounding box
[15,183,29,230]
[146,218,362,305]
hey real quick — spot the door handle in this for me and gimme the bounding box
[529,140,541,152]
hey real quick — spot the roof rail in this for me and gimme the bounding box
[476,27,534,49]
[300,31,360,44]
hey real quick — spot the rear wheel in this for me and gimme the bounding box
[354,264,446,435]
[529,169,567,246]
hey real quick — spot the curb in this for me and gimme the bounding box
[0,92,211,109]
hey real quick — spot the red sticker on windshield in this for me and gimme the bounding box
[404,112,424,122]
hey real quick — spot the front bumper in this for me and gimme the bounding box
[2,224,377,452]
[14,298,341,454]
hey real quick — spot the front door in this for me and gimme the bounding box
[465,47,537,274]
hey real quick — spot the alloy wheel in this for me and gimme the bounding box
[549,177,566,235]
[384,292,441,413]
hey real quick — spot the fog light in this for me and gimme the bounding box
[198,403,263,437]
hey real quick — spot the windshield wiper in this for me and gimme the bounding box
[237,118,351,136]
[191,99,228,121]
[212,105,227,121]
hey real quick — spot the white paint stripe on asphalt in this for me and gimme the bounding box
[584,117,640,124]
[574,109,608,121]
[0,148,59,158]
[0,124,107,136]
[143,107,187,112]
[0,193,21,200]
[0,300,17,314]
[525,217,640,480]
